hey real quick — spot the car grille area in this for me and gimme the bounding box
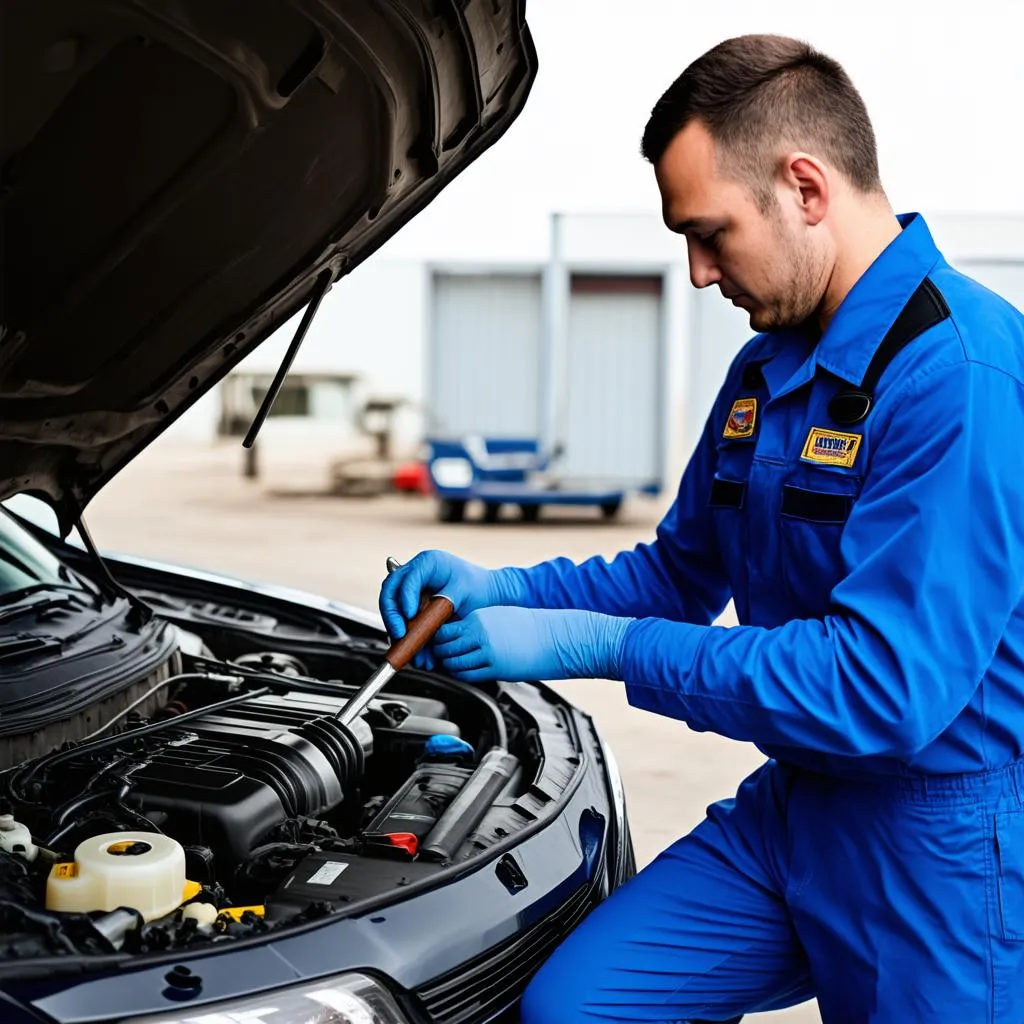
[414,883,597,1024]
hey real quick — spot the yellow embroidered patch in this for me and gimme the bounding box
[723,398,757,439]
[801,427,862,468]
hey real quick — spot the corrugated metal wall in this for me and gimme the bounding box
[557,276,663,484]
[428,273,542,437]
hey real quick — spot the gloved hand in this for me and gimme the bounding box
[379,551,524,669]
[429,606,635,684]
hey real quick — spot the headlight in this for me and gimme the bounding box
[131,973,409,1024]
[429,457,473,488]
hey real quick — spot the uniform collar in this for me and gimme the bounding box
[760,213,943,400]
[811,212,943,386]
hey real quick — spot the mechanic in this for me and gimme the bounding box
[380,34,1024,1024]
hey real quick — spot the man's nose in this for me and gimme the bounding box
[687,239,722,290]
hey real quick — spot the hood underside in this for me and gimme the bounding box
[0,0,536,533]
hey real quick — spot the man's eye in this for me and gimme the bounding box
[699,229,723,250]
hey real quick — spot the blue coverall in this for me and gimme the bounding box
[517,214,1024,1022]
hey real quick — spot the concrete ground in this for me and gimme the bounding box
[86,439,819,1023]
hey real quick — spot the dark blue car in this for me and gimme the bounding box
[0,2,635,1021]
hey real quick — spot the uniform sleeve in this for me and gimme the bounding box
[620,361,1024,758]
[503,411,730,626]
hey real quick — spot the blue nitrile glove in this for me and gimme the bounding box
[429,607,635,683]
[379,551,524,670]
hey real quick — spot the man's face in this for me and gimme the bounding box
[654,120,827,332]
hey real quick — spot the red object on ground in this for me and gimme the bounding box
[393,462,431,494]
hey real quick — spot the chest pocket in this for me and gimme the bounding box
[710,440,756,504]
[708,437,756,597]
[777,464,862,615]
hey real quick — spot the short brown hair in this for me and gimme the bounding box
[641,35,882,207]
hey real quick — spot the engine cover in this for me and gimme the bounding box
[124,693,370,863]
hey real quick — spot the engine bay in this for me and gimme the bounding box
[0,554,569,965]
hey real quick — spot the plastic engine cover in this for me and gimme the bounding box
[127,693,368,863]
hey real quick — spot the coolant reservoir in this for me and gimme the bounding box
[0,814,38,861]
[46,832,186,921]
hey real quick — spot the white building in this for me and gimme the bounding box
[174,211,1024,491]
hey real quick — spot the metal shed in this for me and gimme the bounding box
[426,270,544,439]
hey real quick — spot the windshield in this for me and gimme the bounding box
[0,508,81,597]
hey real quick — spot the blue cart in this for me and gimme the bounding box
[425,436,661,523]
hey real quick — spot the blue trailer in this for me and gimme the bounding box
[425,436,661,523]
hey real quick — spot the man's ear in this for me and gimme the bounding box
[780,152,829,227]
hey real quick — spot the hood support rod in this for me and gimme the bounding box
[243,268,334,449]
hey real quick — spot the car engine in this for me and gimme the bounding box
[0,576,526,962]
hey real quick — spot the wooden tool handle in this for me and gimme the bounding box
[386,595,454,671]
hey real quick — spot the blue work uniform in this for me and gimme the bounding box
[518,214,1024,1023]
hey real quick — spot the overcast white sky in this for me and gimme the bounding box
[380,0,1024,262]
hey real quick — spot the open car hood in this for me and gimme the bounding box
[0,0,536,533]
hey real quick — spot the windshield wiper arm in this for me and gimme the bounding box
[0,545,50,582]
[0,582,91,608]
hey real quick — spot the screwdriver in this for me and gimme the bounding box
[335,558,453,727]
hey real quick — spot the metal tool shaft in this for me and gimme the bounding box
[337,661,396,727]
[336,557,453,727]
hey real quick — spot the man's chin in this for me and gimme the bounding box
[748,306,799,333]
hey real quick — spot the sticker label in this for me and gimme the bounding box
[53,863,78,879]
[723,397,757,439]
[801,428,862,468]
[307,862,349,886]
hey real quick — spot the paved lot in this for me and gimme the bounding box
[87,439,819,1023]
